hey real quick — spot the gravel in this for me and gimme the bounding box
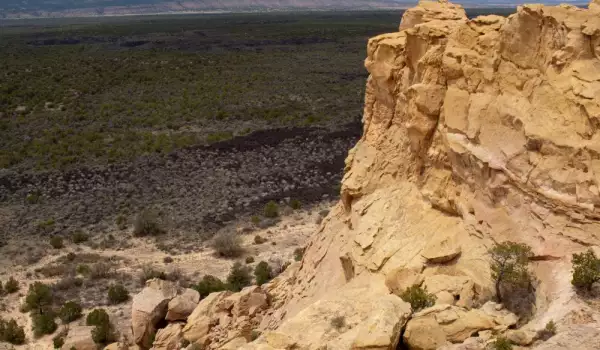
[0,123,360,238]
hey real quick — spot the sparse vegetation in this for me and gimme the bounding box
[138,265,167,285]
[133,210,164,237]
[49,236,64,249]
[86,309,114,345]
[193,275,227,299]
[25,282,53,314]
[0,318,26,345]
[330,315,345,330]
[294,247,305,262]
[71,230,89,243]
[251,216,261,225]
[254,235,267,245]
[263,201,279,218]
[254,261,272,285]
[489,241,535,319]
[491,336,513,350]
[5,277,19,294]
[89,262,113,279]
[400,285,436,312]
[290,199,301,210]
[53,334,65,349]
[108,284,129,304]
[226,262,252,292]
[32,312,58,337]
[163,256,174,264]
[538,320,557,340]
[245,256,255,264]
[212,232,243,258]
[115,214,128,230]
[59,301,83,323]
[571,249,600,293]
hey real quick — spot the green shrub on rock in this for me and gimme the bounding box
[193,275,227,299]
[254,261,272,285]
[226,262,252,292]
[400,285,436,312]
[571,249,600,292]
[492,336,513,350]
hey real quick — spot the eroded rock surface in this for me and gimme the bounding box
[233,0,600,349]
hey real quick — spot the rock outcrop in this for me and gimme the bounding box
[132,279,178,349]
[232,0,600,349]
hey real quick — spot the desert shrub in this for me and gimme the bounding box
[115,214,127,230]
[263,201,279,218]
[108,284,129,305]
[193,275,227,299]
[76,264,91,275]
[138,265,167,285]
[538,320,557,341]
[0,281,3,295]
[89,262,113,279]
[25,282,53,313]
[251,215,261,225]
[289,199,301,210]
[400,285,436,312]
[245,256,255,264]
[489,242,535,319]
[492,336,513,350]
[330,315,345,330]
[133,210,164,237]
[32,312,57,337]
[254,261,272,285]
[163,256,174,264]
[212,232,243,258]
[6,277,19,293]
[59,301,82,323]
[71,230,89,243]
[226,262,252,292]
[251,330,260,341]
[254,235,267,244]
[53,334,65,348]
[571,249,600,293]
[294,247,305,262]
[87,309,114,345]
[49,236,64,249]
[0,318,26,345]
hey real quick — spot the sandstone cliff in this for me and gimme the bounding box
[242,0,600,349]
[137,1,600,349]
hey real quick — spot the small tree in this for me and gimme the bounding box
[108,284,129,304]
[226,262,252,292]
[5,277,19,294]
[25,282,53,314]
[86,309,110,327]
[571,249,600,292]
[254,261,272,285]
[0,319,26,345]
[263,201,279,218]
[193,275,227,299]
[32,312,57,337]
[53,334,65,348]
[59,301,83,323]
[400,285,436,312]
[489,242,533,303]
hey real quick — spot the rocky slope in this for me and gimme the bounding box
[126,1,600,349]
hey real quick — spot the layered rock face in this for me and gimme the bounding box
[238,1,600,349]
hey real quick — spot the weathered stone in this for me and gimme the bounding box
[182,291,231,343]
[152,323,184,350]
[132,279,178,349]
[505,329,536,346]
[385,267,424,296]
[62,326,96,350]
[166,288,200,321]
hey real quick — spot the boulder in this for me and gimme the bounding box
[183,291,231,343]
[422,274,475,308]
[152,323,184,350]
[62,326,96,350]
[505,329,536,346]
[219,336,249,349]
[403,305,499,350]
[385,267,424,296]
[104,343,128,350]
[132,279,178,349]
[421,235,462,264]
[166,288,200,321]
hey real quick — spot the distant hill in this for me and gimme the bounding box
[0,0,411,18]
[0,0,589,18]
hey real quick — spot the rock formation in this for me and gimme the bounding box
[136,1,600,349]
[240,0,600,349]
